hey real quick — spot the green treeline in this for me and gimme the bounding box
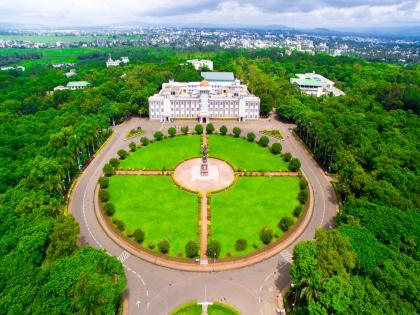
[0,47,418,314]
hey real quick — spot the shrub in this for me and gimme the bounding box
[148,242,155,250]
[103,163,114,177]
[168,127,176,137]
[185,241,199,258]
[259,226,273,244]
[206,240,221,258]
[271,143,282,154]
[140,137,150,146]
[299,178,308,190]
[98,176,109,189]
[219,125,228,135]
[181,126,189,135]
[278,217,294,232]
[235,239,248,251]
[259,136,269,147]
[206,123,215,134]
[129,142,137,152]
[103,202,115,216]
[133,229,145,243]
[113,219,125,231]
[283,152,292,162]
[232,127,241,137]
[117,149,128,160]
[298,190,308,204]
[109,158,120,168]
[158,239,170,254]
[99,189,110,202]
[194,124,203,134]
[289,158,301,172]
[153,131,164,141]
[293,205,304,217]
[247,132,256,142]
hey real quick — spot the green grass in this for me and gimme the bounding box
[211,177,300,257]
[119,135,201,170]
[108,176,198,257]
[208,135,289,171]
[170,302,240,315]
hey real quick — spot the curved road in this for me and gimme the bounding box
[69,117,337,315]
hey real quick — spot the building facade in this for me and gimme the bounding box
[149,72,260,123]
[186,59,213,70]
[290,72,345,97]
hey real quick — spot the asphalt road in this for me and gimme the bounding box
[69,117,337,315]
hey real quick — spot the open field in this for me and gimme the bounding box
[119,135,201,170]
[108,175,198,257]
[211,176,300,257]
[208,135,289,171]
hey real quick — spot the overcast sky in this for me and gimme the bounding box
[0,0,419,29]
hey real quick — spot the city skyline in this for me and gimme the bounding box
[0,0,419,30]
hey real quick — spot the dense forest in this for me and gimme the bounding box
[0,47,418,314]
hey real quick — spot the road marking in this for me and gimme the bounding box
[118,251,131,263]
[280,248,293,263]
[136,300,141,308]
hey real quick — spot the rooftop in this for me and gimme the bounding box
[292,77,323,87]
[66,81,91,87]
[201,72,235,82]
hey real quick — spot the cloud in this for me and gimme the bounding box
[0,0,418,29]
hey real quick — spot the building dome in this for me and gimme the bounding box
[200,79,209,87]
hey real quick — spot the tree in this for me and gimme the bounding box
[247,132,256,142]
[46,214,79,261]
[168,127,176,137]
[98,176,109,189]
[113,219,125,231]
[300,178,308,190]
[133,229,145,243]
[232,127,241,137]
[298,190,308,204]
[206,240,221,258]
[103,203,115,216]
[289,158,301,172]
[278,217,294,232]
[259,136,269,147]
[99,189,110,202]
[153,131,163,141]
[140,137,150,146]
[117,149,128,160]
[271,142,282,154]
[293,205,304,217]
[283,152,292,162]
[129,141,137,152]
[181,126,189,135]
[259,226,273,244]
[109,158,120,168]
[185,240,199,258]
[219,125,228,135]
[235,239,248,251]
[102,163,114,177]
[194,124,203,134]
[206,123,215,134]
[158,239,170,254]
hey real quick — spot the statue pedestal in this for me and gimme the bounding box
[200,162,208,176]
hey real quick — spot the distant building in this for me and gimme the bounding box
[106,55,129,67]
[290,72,345,97]
[186,59,213,71]
[65,69,76,78]
[52,63,74,69]
[53,81,91,92]
[149,72,260,123]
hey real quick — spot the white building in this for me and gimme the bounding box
[290,72,345,97]
[149,72,260,123]
[65,69,76,78]
[106,55,129,68]
[186,59,213,71]
[53,81,91,92]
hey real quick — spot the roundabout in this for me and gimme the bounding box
[69,117,338,314]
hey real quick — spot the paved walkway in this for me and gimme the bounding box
[115,170,172,175]
[200,193,208,261]
[237,171,298,176]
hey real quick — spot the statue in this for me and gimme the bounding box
[201,145,208,176]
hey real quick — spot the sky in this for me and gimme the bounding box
[0,0,419,30]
